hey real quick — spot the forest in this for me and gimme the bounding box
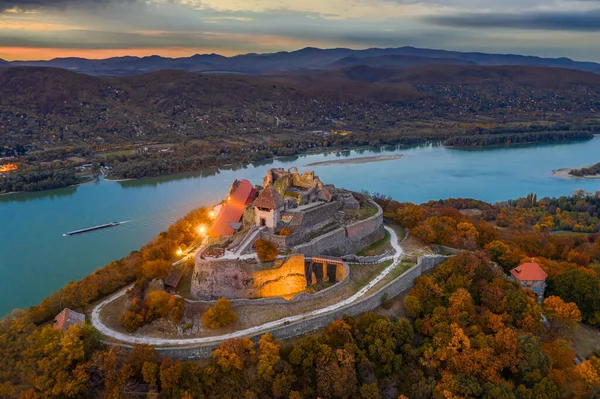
[569,163,600,178]
[442,131,594,147]
[1,193,600,397]
[0,167,78,193]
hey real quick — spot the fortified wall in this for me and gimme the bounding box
[191,255,347,300]
[293,199,384,256]
[152,255,451,360]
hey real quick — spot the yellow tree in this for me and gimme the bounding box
[257,333,280,383]
[544,296,582,339]
[202,297,238,329]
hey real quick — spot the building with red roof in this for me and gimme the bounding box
[53,308,85,331]
[207,179,257,238]
[510,261,547,302]
[254,185,285,228]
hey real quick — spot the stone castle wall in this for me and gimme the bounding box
[294,227,348,256]
[193,261,350,307]
[191,255,348,300]
[147,255,451,360]
[293,200,384,256]
[191,259,254,299]
[295,201,343,230]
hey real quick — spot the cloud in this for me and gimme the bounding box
[427,9,600,31]
[0,0,136,12]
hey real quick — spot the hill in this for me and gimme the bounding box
[2,65,599,149]
[328,54,476,69]
[339,65,600,88]
[2,46,599,76]
[2,64,600,186]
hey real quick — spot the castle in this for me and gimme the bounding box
[191,167,384,300]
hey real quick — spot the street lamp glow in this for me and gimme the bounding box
[209,211,215,219]
[176,248,183,256]
[197,225,207,235]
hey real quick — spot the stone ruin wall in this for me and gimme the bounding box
[345,201,385,253]
[192,255,342,300]
[252,256,306,299]
[191,259,254,300]
[291,169,318,189]
[149,255,451,360]
[294,227,348,256]
[293,200,384,256]
[259,200,344,250]
[294,201,342,230]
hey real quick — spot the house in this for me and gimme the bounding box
[254,185,285,228]
[53,308,85,330]
[165,269,183,293]
[510,262,548,302]
[207,179,257,238]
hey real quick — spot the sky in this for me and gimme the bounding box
[0,0,599,61]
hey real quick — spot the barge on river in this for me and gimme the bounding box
[63,222,120,236]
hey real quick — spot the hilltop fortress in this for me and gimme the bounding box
[191,167,384,300]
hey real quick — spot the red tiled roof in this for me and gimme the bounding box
[207,179,256,238]
[53,308,85,330]
[253,185,284,210]
[510,262,548,281]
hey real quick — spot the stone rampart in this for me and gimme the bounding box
[342,250,393,264]
[296,201,342,229]
[292,200,384,256]
[345,199,384,250]
[189,261,351,307]
[293,227,348,256]
[148,255,450,359]
[260,231,289,248]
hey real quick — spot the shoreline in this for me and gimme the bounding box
[4,144,407,194]
[552,167,600,180]
[0,175,99,197]
[445,137,595,151]
[305,154,403,167]
[103,177,135,182]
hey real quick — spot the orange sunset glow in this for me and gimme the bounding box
[0,47,238,61]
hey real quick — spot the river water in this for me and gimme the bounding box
[2,138,600,316]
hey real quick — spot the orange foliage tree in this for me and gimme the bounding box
[120,290,184,332]
[254,238,278,262]
[544,296,582,338]
[202,297,238,329]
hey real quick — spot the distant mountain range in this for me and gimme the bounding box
[1,46,599,76]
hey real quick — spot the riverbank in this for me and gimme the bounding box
[0,174,98,197]
[65,145,407,187]
[305,154,403,167]
[553,167,600,179]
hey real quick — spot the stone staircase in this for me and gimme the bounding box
[235,226,264,256]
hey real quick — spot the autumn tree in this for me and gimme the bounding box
[546,269,600,325]
[484,240,522,273]
[202,297,238,329]
[394,203,425,229]
[543,296,582,339]
[257,333,280,384]
[254,238,278,262]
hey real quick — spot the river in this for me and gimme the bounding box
[1,138,600,316]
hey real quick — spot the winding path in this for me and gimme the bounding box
[91,226,403,346]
